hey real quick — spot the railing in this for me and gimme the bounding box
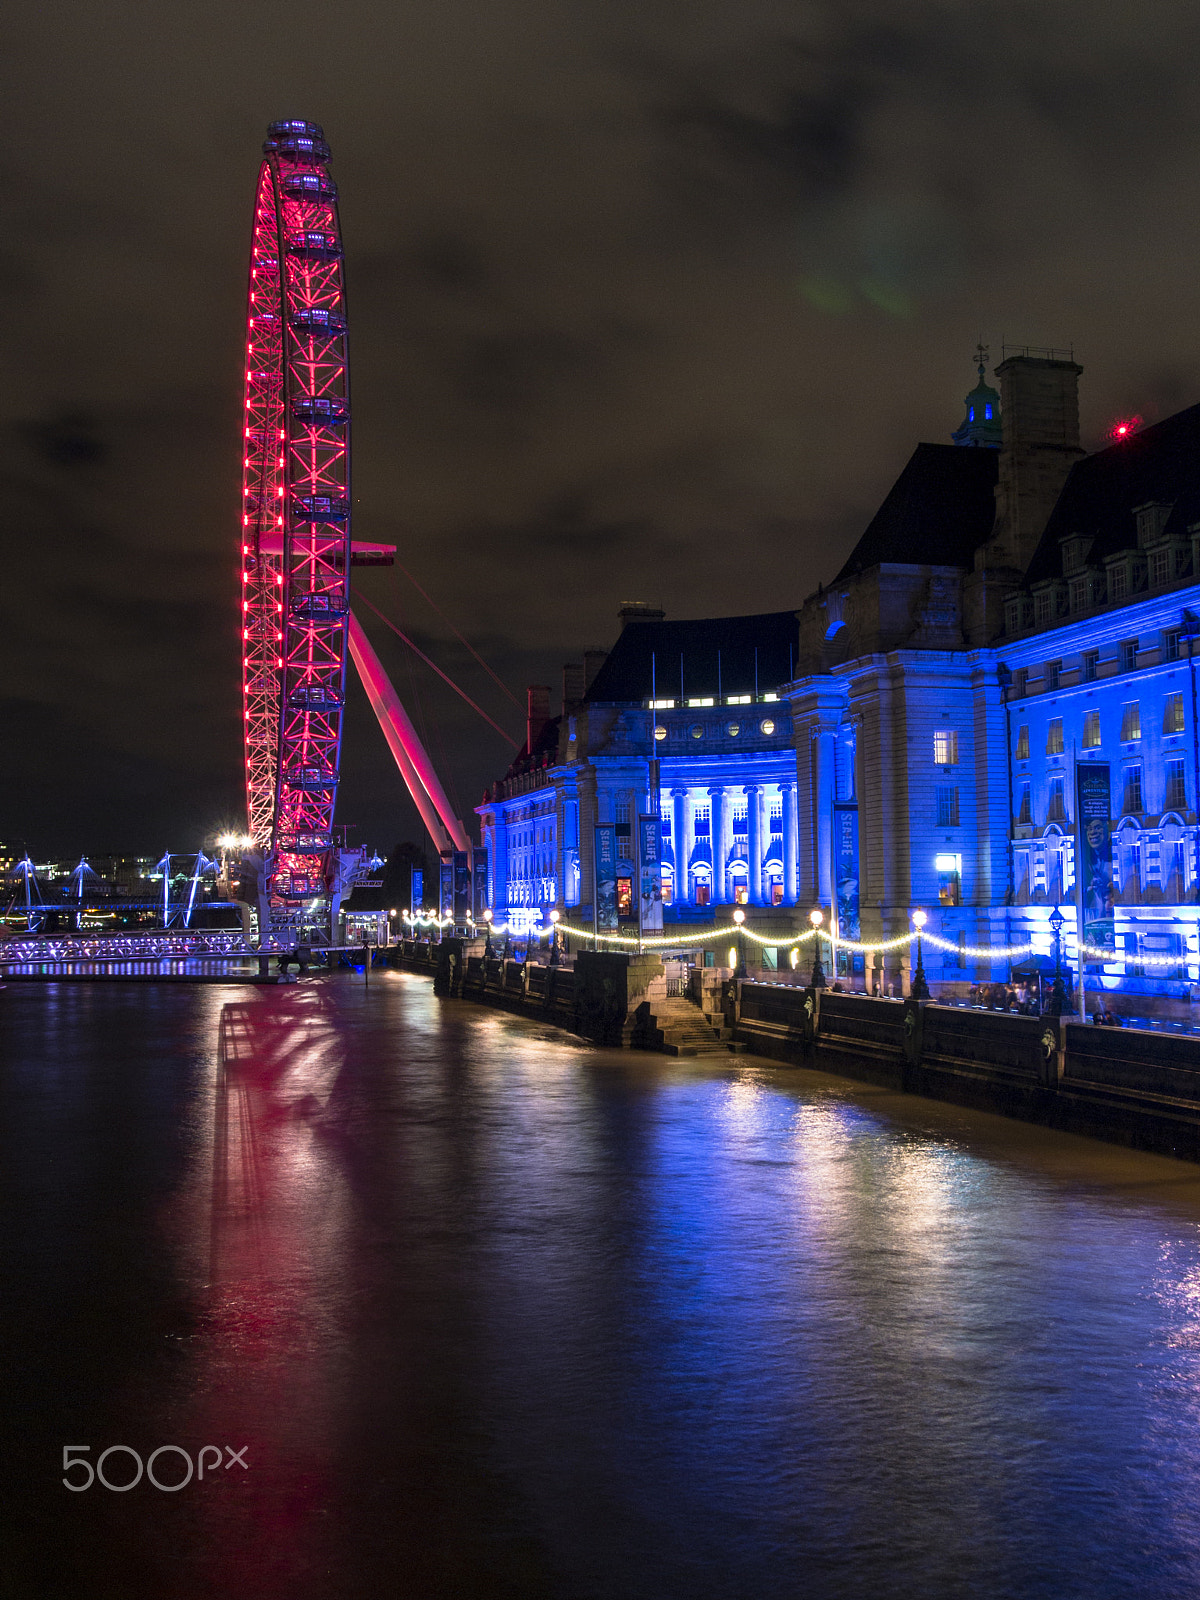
[0,931,254,963]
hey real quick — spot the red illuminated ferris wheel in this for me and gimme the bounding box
[241,120,352,900]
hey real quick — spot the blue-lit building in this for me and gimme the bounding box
[479,349,1200,1006]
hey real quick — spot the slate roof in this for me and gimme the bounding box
[1021,403,1200,586]
[584,611,799,703]
[831,442,998,584]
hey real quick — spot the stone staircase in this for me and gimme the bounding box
[632,992,741,1056]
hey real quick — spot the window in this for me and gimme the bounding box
[759,718,776,735]
[1070,577,1087,612]
[1166,758,1188,810]
[1013,669,1028,697]
[1111,566,1129,601]
[1124,765,1144,813]
[1015,724,1030,760]
[1170,841,1187,885]
[936,854,961,906]
[933,730,958,765]
[1163,628,1182,662]
[1120,701,1142,742]
[1034,590,1053,625]
[1120,638,1138,672]
[1151,548,1171,586]
[1044,660,1061,692]
[1048,776,1066,821]
[1083,709,1101,748]
[1165,691,1185,734]
[1046,717,1064,755]
[1082,650,1099,682]
[693,804,710,836]
[936,786,960,827]
[1017,782,1031,824]
[614,797,631,826]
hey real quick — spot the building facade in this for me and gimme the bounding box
[477,351,1200,1003]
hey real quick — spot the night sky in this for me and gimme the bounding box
[6,1,1200,858]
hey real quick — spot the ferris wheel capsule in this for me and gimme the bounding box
[240,119,352,925]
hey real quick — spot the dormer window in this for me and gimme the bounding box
[1061,535,1092,574]
[1135,501,1174,547]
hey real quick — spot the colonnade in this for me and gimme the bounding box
[665,783,800,906]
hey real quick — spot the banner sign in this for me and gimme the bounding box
[1076,761,1115,951]
[594,826,617,931]
[472,851,489,919]
[638,814,663,933]
[834,804,860,941]
[453,851,471,922]
[439,860,453,919]
[411,867,423,912]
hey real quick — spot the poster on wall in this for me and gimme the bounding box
[834,804,860,940]
[1076,761,1115,952]
[439,860,453,919]
[472,850,489,919]
[638,814,663,933]
[594,826,617,931]
[411,867,423,913]
[453,851,471,922]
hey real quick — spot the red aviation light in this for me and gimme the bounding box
[1109,415,1142,441]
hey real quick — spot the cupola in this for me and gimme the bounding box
[952,344,1002,447]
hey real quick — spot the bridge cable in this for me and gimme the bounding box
[389,558,523,708]
[355,594,521,749]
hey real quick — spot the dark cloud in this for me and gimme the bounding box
[5,0,1200,853]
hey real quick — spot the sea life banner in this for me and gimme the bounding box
[639,814,663,933]
[1076,762,1115,951]
[595,826,618,931]
[834,805,860,941]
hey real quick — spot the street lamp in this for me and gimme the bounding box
[549,908,561,966]
[911,909,930,1000]
[1047,904,1066,1017]
[482,906,494,960]
[809,907,826,988]
[732,906,745,973]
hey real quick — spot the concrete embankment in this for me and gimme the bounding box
[391,939,1200,1164]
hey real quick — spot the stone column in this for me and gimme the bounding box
[577,766,597,920]
[746,784,762,905]
[812,727,836,909]
[782,782,798,904]
[709,785,728,903]
[672,787,688,906]
[486,809,505,913]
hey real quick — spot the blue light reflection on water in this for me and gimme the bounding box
[5,973,1200,1598]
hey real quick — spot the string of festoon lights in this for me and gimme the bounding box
[401,909,1195,972]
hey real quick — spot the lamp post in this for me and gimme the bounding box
[482,906,494,960]
[1047,904,1066,1018]
[732,907,745,974]
[549,908,561,966]
[809,907,826,988]
[910,909,930,1000]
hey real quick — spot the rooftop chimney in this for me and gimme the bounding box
[583,649,607,690]
[562,662,585,708]
[617,601,666,630]
[984,349,1084,575]
[526,685,551,755]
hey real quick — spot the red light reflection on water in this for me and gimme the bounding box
[172,986,355,1597]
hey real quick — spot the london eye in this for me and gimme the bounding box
[239,120,473,937]
[241,119,352,911]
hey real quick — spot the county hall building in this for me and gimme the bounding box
[477,349,1200,1006]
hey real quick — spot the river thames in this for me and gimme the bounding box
[5,970,1200,1598]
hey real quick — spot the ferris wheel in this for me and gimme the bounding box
[241,119,352,904]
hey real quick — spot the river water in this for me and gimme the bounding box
[5,971,1200,1599]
